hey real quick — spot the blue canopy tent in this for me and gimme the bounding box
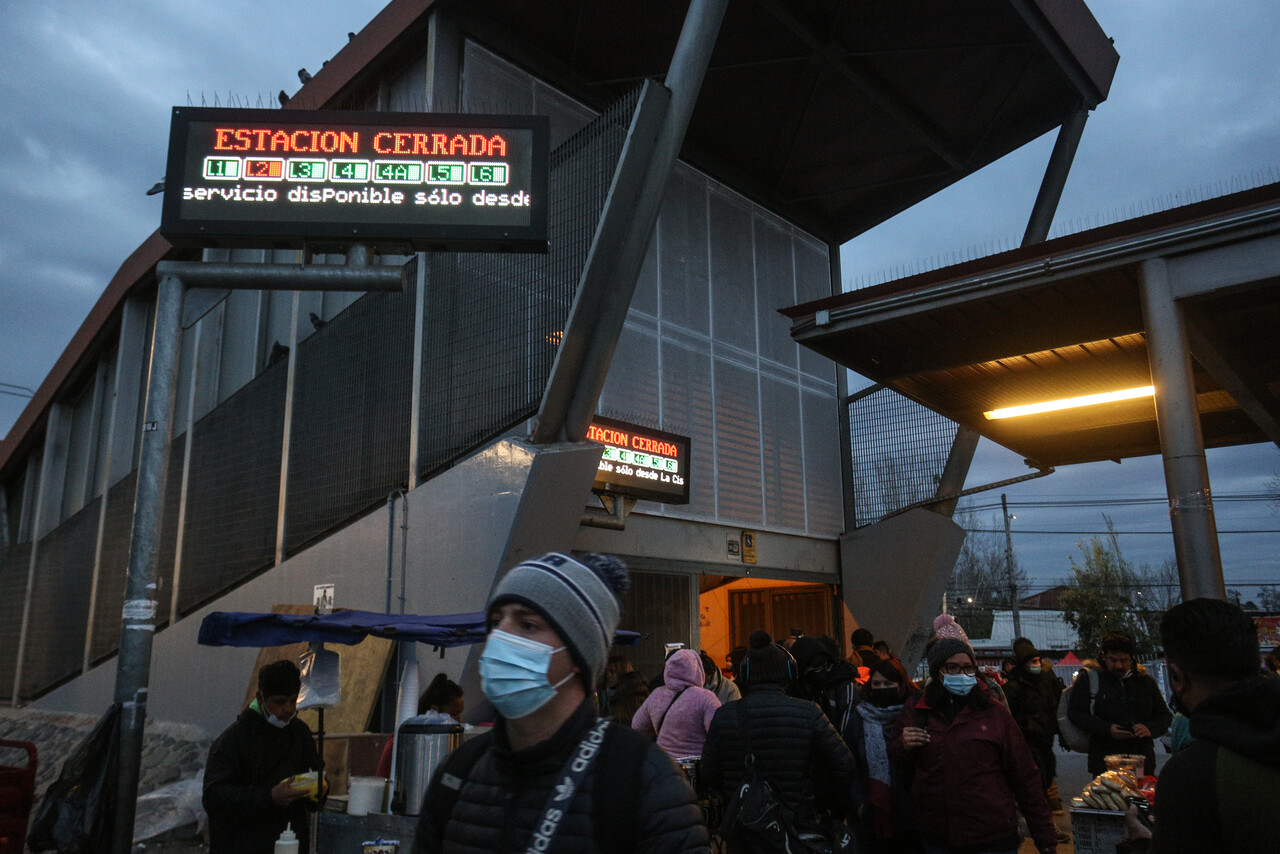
[198,609,641,769]
[197,609,641,650]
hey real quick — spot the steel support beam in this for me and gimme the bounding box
[1137,258,1226,601]
[928,105,1088,515]
[154,260,406,292]
[111,256,409,853]
[1023,105,1089,245]
[535,0,728,442]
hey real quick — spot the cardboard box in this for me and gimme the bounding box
[1069,808,1127,854]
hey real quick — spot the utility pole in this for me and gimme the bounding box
[1002,493,1022,639]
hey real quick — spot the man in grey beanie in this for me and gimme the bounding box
[414,551,709,854]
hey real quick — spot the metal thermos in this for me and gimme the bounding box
[392,722,463,815]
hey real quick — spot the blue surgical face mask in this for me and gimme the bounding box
[942,673,978,696]
[479,629,574,719]
[1027,663,1042,674]
[265,711,293,729]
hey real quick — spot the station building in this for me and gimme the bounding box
[0,0,1116,733]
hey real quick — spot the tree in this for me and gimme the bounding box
[1258,585,1280,612]
[945,511,1028,640]
[1132,556,1180,652]
[1059,516,1159,658]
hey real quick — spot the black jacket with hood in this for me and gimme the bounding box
[1145,675,1280,853]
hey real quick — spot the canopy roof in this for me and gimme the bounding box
[785,183,1280,466]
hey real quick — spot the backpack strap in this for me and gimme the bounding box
[654,686,690,737]
[593,720,647,854]
[427,730,493,838]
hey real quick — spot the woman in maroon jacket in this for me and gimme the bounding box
[889,636,1057,854]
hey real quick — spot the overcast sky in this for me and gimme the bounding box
[2,1,1278,597]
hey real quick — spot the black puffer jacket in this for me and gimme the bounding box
[414,698,709,854]
[1003,666,1063,741]
[202,706,322,854]
[1068,664,1171,774]
[701,684,856,822]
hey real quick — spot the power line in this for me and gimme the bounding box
[959,492,1275,513]
[964,527,1280,535]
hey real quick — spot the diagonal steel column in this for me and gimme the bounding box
[1138,258,1226,600]
[930,105,1090,513]
[534,0,729,443]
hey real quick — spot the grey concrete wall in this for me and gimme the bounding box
[33,437,602,735]
[839,508,967,670]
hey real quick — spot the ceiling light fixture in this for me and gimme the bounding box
[983,385,1154,420]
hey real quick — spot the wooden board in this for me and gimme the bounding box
[240,604,396,735]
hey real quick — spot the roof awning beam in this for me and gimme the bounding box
[1184,306,1280,449]
[755,0,966,171]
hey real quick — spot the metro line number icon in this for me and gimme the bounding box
[163,107,549,252]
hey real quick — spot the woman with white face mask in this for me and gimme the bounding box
[890,629,1060,854]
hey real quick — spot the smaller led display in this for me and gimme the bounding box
[587,416,691,505]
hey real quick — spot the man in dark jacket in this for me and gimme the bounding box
[1120,597,1280,853]
[1003,637,1066,810]
[414,551,708,854]
[203,660,323,854]
[1067,630,1171,775]
[702,630,856,847]
[789,634,860,732]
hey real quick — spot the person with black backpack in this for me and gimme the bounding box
[412,551,709,854]
[702,630,857,853]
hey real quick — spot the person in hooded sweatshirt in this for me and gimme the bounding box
[1119,597,1280,854]
[633,647,722,758]
[699,650,742,705]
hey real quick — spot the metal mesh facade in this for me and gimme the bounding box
[175,362,286,614]
[0,543,32,700]
[92,471,138,664]
[849,386,958,526]
[19,499,99,696]
[418,89,640,477]
[286,277,417,552]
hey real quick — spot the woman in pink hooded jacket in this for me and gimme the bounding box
[632,648,722,758]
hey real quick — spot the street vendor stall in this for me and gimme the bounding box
[197,608,641,852]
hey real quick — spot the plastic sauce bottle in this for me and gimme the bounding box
[274,822,300,854]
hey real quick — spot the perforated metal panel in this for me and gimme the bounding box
[849,386,958,527]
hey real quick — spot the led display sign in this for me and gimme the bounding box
[588,416,690,505]
[160,107,549,252]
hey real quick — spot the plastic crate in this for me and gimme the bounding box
[0,739,38,854]
[1069,807,1127,854]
